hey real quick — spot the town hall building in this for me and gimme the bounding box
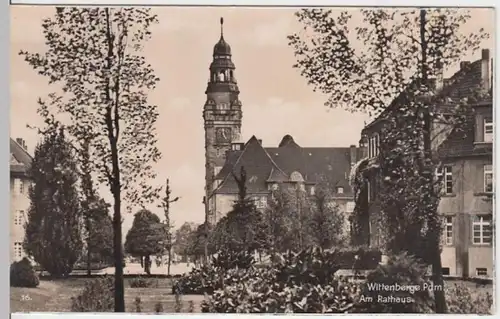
[203,18,360,226]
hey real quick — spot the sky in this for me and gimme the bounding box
[10,6,495,235]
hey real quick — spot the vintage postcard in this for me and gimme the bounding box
[10,5,494,314]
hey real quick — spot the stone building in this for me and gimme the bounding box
[10,137,32,262]
[357,49,493,278]
[203,18,359,226]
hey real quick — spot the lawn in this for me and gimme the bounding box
[11,277,205,313]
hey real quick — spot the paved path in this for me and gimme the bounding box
[94,262,194,276]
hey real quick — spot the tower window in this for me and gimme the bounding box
[218,71,225,82]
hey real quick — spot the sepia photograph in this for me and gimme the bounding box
[9,5,494,314]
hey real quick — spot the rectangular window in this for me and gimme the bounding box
[444,216,453,245]
[436,166,453,195]
[368,134,380,158]
[310,186,315,196]
[367,181,371,203]
[375,134,380,157]
[19,180,25,194]
[14,242,23,259]
[484,117,493,143]
[476,268,488,277]
[442,268,450,276]
[472,215,492,245]
[14,210,24,226]
[484,164,493,193]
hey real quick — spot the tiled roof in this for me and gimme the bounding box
[10,138,32,175]
[214,135,358,197]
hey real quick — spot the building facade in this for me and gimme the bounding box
[208,135,360,226]
[10,137,32,262]
[356,49,493,278]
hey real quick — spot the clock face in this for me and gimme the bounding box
[216,127,232,144]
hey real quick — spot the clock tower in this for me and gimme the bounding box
[203,17,243,224]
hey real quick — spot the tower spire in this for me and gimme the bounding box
[220,17,224,38]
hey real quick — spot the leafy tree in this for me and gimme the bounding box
[213,167,268,254]
[125,209,166,275]
[20,7,161,311]
[309,187,345,250]
[288,8,489,312]
[24,127,83,277]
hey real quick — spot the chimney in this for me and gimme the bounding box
[349,144,357,166]
[460,61,470,70]
[481,48,491,92]
[435,61,444,92]
[16,138,27,151]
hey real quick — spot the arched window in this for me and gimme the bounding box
[218,71,225,82]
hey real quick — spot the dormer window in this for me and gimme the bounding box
[337,187,344,194]
[368,133,380,158]
[484,117,493,143]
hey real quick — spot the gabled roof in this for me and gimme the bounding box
[10,138,32,174]
[213,135,358,197]
[214,136,286,194]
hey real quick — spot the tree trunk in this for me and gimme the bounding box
[112,191,125,312]
[145,255,151,275]
[86,219,92,277]
[419,9,447,313]
[167,247,172,276]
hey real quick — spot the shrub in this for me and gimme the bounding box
[446,283,493,314]
[354,252,433,313]
[70,276,114,312]
[201,247,362,313]
[10,257,40,288]
[211,250,255,271]
[129,276,158,288]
